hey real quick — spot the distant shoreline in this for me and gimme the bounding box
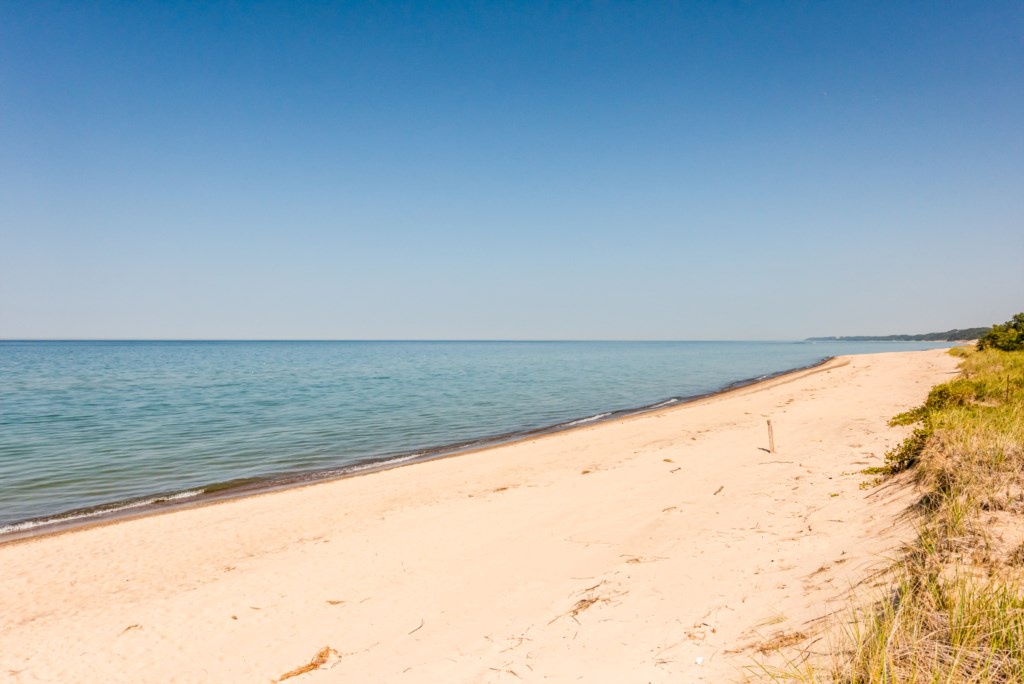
[807,327,987,342]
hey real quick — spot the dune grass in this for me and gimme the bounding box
[771,347,1024,682]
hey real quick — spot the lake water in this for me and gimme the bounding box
[0,340,953,533]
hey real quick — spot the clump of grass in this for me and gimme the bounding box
[863,427,933,478]
[775,348,1024,682]
[889,378,981,426]
[949,345,973,358]
[831,569,1024,683]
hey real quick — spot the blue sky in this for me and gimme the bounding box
[1,1,1021,339]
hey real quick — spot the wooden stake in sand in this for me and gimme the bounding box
[767,419,776,454]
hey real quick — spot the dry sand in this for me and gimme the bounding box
[0,349,958,683]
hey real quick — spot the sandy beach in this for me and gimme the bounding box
[0,349,958,683]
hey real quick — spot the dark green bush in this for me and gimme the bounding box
[978,313,1024,352]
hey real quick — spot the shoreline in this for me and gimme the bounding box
[0,348,958,682]
[0,355,835,544]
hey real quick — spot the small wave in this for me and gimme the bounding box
[565,412,612,427]
[650,398,679,409]
[343,452,425,475]
[155,490,204,503]
[0,489,204,535]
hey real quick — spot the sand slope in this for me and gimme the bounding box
[0,349,957,683]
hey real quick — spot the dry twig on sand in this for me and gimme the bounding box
[274,646,339,682]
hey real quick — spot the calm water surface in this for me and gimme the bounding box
[0,340,953,532]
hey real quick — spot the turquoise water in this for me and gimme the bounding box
[0,340,952,533]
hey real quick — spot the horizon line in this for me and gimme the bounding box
[0,338,817,343]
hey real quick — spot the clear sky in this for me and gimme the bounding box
[1,1,1021,340]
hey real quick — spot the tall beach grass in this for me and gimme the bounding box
[771,346,1024,682]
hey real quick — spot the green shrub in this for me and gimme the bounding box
[978,313,1024,352]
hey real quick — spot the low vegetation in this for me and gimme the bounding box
[773,313,1024,682]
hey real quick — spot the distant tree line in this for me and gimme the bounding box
[807,328,991,342]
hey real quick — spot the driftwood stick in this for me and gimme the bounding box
[767,419,776,454]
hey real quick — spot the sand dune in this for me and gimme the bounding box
[0,349,957,683]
